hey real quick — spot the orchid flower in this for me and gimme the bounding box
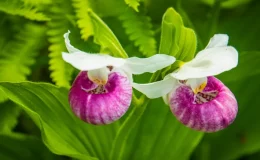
[62,31,175,125]
[133,34,238,132]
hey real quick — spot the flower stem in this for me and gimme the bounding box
[109,71,162,160]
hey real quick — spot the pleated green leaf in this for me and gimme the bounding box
[0,82,119,160]
[160,7,197,61]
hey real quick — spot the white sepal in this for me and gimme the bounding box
[170,46,238,80]
[124,54,176,75]
[62,52,125,71]
[205,34,229,49]
[132,76,177,99]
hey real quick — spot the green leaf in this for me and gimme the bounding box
[47,1,75,87]
[195,51,260,160]
[0,101,21,133]
[160,7,197,61]
[88,10,128,58]
[0,133,60,160]
[120,9,157,57]
[114,98,204,160]
[0,82,119,160]
[124,0,140,12]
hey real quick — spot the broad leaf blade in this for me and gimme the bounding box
[119,99,203,160]
[0,133,60,160]
[0,82,118,160]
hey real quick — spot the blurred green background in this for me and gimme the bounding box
[0,0,260,160]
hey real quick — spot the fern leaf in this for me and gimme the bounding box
[120,9,157,57]
[72,0,94,40]
[47,1,74,87]
[0,23,46,102]
[0,0,50,21]
[125,0,140,12]
[22,0,51,6]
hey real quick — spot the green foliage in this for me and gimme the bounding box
[0,101,21,133]
[89,11,128,58]
[0,82,119,160]
[0,23,46,102]
[0,133,60,160]
[0,0,50,21]
[120,8,157,57]
[22,0,51,6]
[124,0,141,12]
[47,0,74,87]
[160,7,197,61]
[72,0,94,40]
[0,0,260,160]
[111,98,203,160]
[201,0,252,8]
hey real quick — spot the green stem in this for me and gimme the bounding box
[109,71,162,160]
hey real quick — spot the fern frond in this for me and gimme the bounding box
[120,9,157,57]
[0,23,46,102]
[0,23,46,81]
[0,0,50,21]
[72,0,94,40]
[22,0,51,6]
[124,0,140,12]
[47,1,74,87]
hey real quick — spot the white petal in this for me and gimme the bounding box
[132,76,177,99]
[88,67,110,85]
[186,77,207,94]
[205,34,229,49]
[124,54,176,75]
[170,46,238,80]
[62,52,126,71]
[64,30,81,53]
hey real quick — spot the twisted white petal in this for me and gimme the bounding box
[132,76,177,98]
[124,54,176,74]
